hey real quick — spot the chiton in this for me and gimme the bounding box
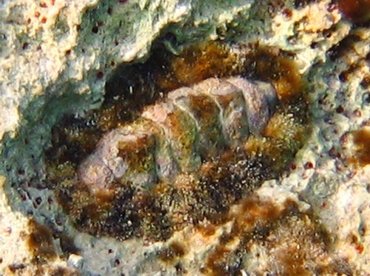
[79,77,277,194]
[46,42,310,241]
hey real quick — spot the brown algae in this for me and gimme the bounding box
[351,127,370,166]
[200,196,352,276]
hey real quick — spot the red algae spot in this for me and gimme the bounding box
[350,234,365,254]
[96,71,104,79]
[282,8,293,18]
[352,127,370,166]
[355,242,365,254]
[336,105,344,113]
[338,0,370,24]
[304,161,314,169]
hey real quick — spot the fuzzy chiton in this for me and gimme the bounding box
[79,76,277,194]
[46,42,309,241]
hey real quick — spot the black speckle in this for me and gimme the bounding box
[92,25,99,33]
[22,42,29,50]
[96,71,104,79]
[114,259,121,266]
[336,105,344,113]
[60,234,79,255]
[310,42,319,49]
[294,0,317,9]
[17,168,25,175]
[175,262,184,273]
[8,263,26,273]
[35,197,42,205]
[338,72,347,82]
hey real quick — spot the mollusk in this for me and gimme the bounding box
[78,76,277,193]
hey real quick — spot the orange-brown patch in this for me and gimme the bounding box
[201,196,351,275]
[244,46,303,102]
[197,222,217,237]
[159,241,187,264]
[350,234,365,254]
[27,219,57,263]
[360,74,370,89]
[352,127,370,166]
[202,198,293,275]
[161,42,239,90]
[338,0,370,24]
[203,247,232,276]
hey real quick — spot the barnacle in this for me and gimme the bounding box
[46,42,310,241]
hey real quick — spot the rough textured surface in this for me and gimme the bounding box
[0,0,370,275]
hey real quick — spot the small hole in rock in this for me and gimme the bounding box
[92,25,99,33]
[362,92,370,105]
